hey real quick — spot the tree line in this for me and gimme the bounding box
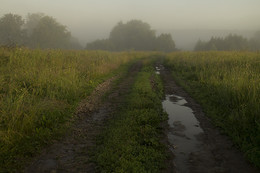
[194,32,260,51]
[0,13,82,49]
[0,14,176,51]
[2,12,259,52]
[86,20,177,52]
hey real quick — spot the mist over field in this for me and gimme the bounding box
[1,0,260,50]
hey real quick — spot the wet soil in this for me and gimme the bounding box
[25,61,142,173]
[157,63,258,173]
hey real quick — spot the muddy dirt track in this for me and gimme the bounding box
[158,62,258,173]
[25,58,258,173]
[25,61,143,173]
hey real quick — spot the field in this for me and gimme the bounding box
[0,48,144,170]
[0,48,259,171]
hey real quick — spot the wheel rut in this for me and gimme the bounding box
[25,60,143,173]
[157,61,258,173]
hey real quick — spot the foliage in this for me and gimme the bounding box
[30,16,71,49]
[24,13,45,37]
[0,48,138,171]
[156,33,176,52]
[86,20,176,52]
[194,34,249,51]
[164,51,260,167]
[249,30,260,51]
[0,13,25,46]
[0,13,82,49]
[109,20,156,51]
[95,63,167,172]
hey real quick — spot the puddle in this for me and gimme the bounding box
[162,94,204,173]
[155,65,164,74]
[155,66,160,74]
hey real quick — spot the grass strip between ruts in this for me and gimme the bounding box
[94,64,167,172]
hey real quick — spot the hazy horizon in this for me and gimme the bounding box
[1,0,260,50]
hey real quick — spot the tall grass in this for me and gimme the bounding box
[164,51,260,167]
[0,48,140,171]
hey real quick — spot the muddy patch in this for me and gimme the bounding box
[155,64,164,75]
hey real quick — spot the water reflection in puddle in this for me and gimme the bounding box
[155,66,162,74]
[162,94,204,173]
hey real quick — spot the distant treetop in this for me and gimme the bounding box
[194,33,260,51]
[86,19,177,52]
[0,13,82,49]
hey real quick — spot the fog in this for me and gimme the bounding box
[1,0,260,50]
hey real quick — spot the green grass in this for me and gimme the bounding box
[94,63,167,172]
[0,48,141,171]
[164,51,260,168]
[2,48,259,171]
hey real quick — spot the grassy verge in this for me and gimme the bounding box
[0,48,141,172]
[164,51,260,168]
[94,63,167,172]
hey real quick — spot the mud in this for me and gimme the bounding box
[25,61,142,173]
[157,63,258,173]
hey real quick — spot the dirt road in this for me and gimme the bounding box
[25,58,258,173]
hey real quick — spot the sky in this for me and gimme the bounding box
[1,0,260,49]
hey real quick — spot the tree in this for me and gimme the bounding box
[156,33,176,52]
[194,34,249,51]
[30,15,71,49]
[224,34,249,51]
[87,19,177,52]
[25,13,82,49]
[249,30,260,51]
[194,39,206,51]
[0,13,25,46]
[0,13,82,49]
[24,13,44,37]
[109,20,156,51]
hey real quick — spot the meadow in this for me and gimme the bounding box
[0,48,143,170]
[164,51,260,167]
[0,48,259,171]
